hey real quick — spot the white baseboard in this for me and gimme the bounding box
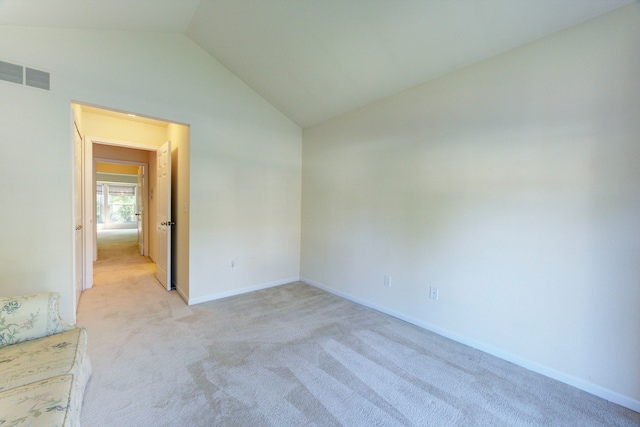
[301,277,640,413]
[187,277,301,306]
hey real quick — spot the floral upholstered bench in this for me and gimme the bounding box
[0,292,92,426]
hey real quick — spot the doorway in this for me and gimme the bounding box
[95,160,149,256]
[71,102,190,314]
[87,143,159,288]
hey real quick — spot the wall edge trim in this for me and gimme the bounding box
[301,277,640,413]
[187,277,301,306]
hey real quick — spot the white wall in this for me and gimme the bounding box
[0,28,301,321]
[301,5,640,409]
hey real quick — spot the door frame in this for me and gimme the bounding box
[94,159,149,252]
[83,136,157,289]
[70,109,83,324]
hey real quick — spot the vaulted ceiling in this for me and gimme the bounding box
[0,0,634,127]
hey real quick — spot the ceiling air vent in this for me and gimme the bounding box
[0,60,24,85]
[25,67,50,90]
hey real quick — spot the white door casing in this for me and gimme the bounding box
[137,166,144,255]
[156,140,172,290]
[83,135,157,289]
[83,136,94,288]
[72,116,84,320]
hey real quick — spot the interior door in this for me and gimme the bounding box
[73,120,84,310]
[136,166,144,255]
[155,141,172,290]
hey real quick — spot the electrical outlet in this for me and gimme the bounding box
[384,275,391,287]
[230,260,236,272]
[430,286,439,300]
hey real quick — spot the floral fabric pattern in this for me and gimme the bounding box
[2,300,21,315]
[0,293,72,347]
[0,375,73,427]
[0,328,87,391]
[0,293,91,427]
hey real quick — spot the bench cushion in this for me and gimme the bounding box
[0,328,89,392]
[0,375,75,427]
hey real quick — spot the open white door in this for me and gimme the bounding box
[156,141,172,290]
[136,166,144,255]
[72,118,84,314]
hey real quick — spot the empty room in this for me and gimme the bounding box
[0,1,638,425]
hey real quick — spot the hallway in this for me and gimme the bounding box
[93,229,156,287]
[77,230,193,426]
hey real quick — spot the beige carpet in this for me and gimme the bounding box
[97,228,138,245]
[77,233,639,426]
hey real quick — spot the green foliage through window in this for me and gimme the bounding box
[97,182,137,224]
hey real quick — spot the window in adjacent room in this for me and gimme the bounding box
[96,182,137,227]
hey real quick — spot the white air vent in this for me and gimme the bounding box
[0,59,50,91]
[0,60,23,84]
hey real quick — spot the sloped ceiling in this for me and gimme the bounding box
[0,0,634,127]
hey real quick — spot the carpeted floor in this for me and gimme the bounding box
[97,228,138,245]
[77,231,640,426]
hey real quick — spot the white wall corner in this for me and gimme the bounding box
[187,277,301,306]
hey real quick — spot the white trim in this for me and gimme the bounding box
[187,277,301,306]
[83,134,93,288]
[70,108,80,325]
[301,277,640,413]
[84,136,157,289]
[88,136,158,152]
